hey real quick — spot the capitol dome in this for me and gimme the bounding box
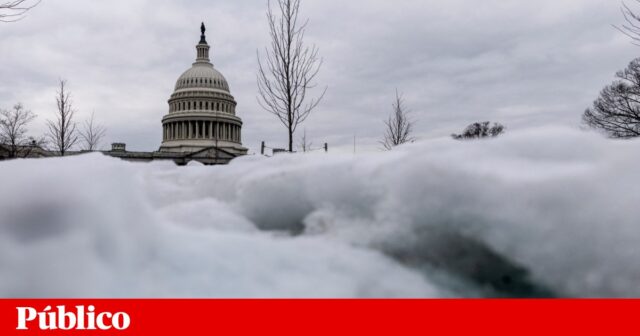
[159,23,247,158]
[175,65,230,92]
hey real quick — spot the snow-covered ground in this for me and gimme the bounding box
[1,126,639,298]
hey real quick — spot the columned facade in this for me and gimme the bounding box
[159,23,247,156]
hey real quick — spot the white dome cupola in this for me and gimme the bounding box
[159,23,247,157]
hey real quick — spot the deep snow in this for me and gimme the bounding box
[1,126,639,298]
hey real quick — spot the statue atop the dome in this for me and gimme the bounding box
[199,22,207,44]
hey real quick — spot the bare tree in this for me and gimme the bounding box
[46,79,78,156]
[0,103,36,158]
[583,58,640,138]
[380,90,415,150]
[452,121,505,140]
[257,0,327,152]
[298,128,313,152]
[615,0,640,45]
[0,0,40,22]
[79,111,106,151]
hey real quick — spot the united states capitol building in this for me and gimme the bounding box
[106,23,248,165]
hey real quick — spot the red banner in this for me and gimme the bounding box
[0,300,637,335]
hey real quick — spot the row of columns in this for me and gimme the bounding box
[170,100,234,114]
[178,77,226,89]
[163,121,241,143]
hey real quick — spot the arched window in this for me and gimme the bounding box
[199,101,203,110]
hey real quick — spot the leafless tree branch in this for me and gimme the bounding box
[584,58,640,138]
[46,79,78,156]
[0,103,37,158]
[79,111,107,151]
[298,128,313,152]
[380,89,415,150]
[0,0,40,23]
[257,0,327,152]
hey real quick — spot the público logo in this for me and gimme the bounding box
[16,305,130,331]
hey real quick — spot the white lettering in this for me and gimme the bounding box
[112,312,131,330]
[15,305,130,331]
[16,307,36,330]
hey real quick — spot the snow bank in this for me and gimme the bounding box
[1,126,639,297]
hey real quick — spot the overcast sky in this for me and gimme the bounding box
[1,0,638,153]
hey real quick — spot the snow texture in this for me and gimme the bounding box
[1,126,639,298]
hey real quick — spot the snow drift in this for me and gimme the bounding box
[1,126,639,298]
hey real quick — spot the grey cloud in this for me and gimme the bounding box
[1,0,638,153]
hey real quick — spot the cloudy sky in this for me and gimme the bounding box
[0,0,638,153]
